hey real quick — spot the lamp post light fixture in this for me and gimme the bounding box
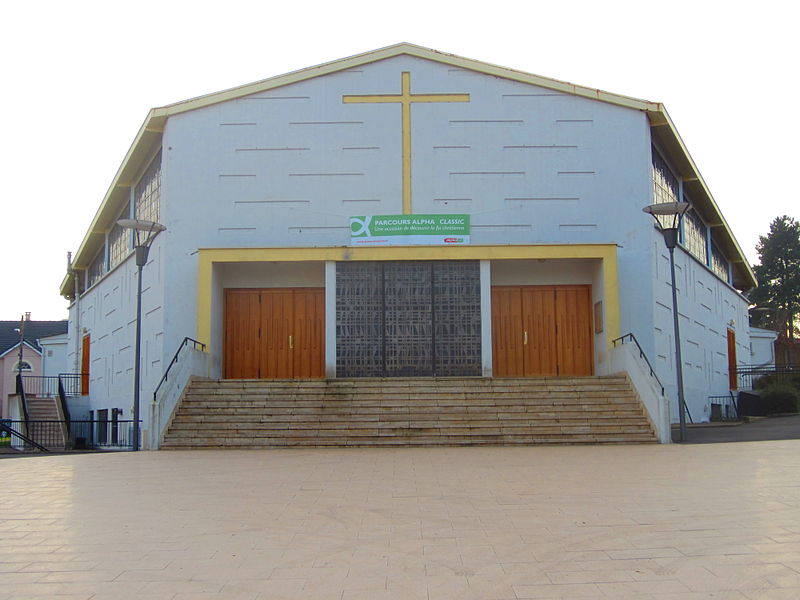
[643,201,690,442]
[117,219,166,451]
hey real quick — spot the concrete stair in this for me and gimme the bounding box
[25,397,61,420]
[23,396,68,449]
[161,375,658,449]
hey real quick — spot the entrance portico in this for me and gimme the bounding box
[197,245,620,380]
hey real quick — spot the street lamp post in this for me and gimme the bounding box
[643,201,690,442]
[117,219,166,451]
[14,312,30,395]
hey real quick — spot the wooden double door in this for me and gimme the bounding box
[492,285,593,377]
[224,288,324,379]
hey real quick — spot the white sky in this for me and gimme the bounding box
[1,0,797,321]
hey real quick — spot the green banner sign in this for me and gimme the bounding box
[350,215,470,246]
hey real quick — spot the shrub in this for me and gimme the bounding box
[754,372,800,391]
[759,382,800,415]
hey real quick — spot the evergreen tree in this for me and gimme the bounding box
[748,216,800,348]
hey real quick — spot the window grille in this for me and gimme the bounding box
[108,202,131,269]
[711,242,729,282]
[652,151,679,205]
[87,248,106,288]
[651,150,679,228]
[134,151,161,223]
[682,207,708,265]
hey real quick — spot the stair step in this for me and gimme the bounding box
[161,376,657,448]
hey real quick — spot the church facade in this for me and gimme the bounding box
[60,44,755,444]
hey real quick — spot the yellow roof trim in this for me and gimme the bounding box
[151,43,663,119]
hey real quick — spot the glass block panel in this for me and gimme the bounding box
[87,248,105,288]
[134,151,161,223]
[682,207,708,265]
[711,242,729,282]
[108,201,131,269]
[652,150,679,228]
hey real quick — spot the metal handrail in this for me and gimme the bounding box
[0,421,50,452]
[57,378,72,425]
[612,333,665,395]
[153,337,207,404]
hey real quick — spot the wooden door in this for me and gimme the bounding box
[492,285,593,377]
[727,328,737,390]
[224,290,261,379]
[292,289,325,378]
[224,288,324,379]
[81,334,90,395]
[555,286,593,376]
[522,287,558,376]
[260,290,294,379]
[491,287,525,377]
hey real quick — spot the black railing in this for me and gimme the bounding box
[0,420,50,452]
[736,364,800,390]
[59,373,86,396]
[612,333,665,395]
[3,420,137,451]
[57,378,72,425]
[20,375,59,397]
[19,374,86,397]
[153,337,206,404]
[708,394,739,421]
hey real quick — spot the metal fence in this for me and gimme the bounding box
[3,420,136,451]
[20,374,86,397]
[736,365,800,390]
[708,395,738,421]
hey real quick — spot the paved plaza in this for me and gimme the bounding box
[2,442,800,599]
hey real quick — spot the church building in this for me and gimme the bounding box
[60,44,755,446]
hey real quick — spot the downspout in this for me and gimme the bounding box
[68,252,82,373]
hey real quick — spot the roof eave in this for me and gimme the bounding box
[648,108,756,291]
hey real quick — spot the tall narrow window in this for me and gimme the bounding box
[108,201,131,269]
[651,150,679,228]
[652,151,679,205]
[711,242,729,282]
[134,151,161,223]
[682,206,708,265]
[87,248,106,288]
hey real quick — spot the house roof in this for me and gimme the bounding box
[59,42,757,296]
[0,320,69,357]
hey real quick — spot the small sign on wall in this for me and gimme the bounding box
[350,214,470,246]
[594,301,603,334]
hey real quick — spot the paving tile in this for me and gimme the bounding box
[2,442,800,598]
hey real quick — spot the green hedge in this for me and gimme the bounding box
[758,381,800,415]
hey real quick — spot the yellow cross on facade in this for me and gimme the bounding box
[343,72,470,214]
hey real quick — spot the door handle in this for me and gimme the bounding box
[289,335,294,349]
[524,331,528,345]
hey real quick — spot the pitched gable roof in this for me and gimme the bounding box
[60,42,757,296]
[0,320,69,356]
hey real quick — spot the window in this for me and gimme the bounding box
[651,150,679,228]
[682,206,708,265]
[652,151,679,205]
[108,201,131,269]
[87,248,106,288]
[134,151,161,223]
[711,242,729,282]
[13,360,32,372]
